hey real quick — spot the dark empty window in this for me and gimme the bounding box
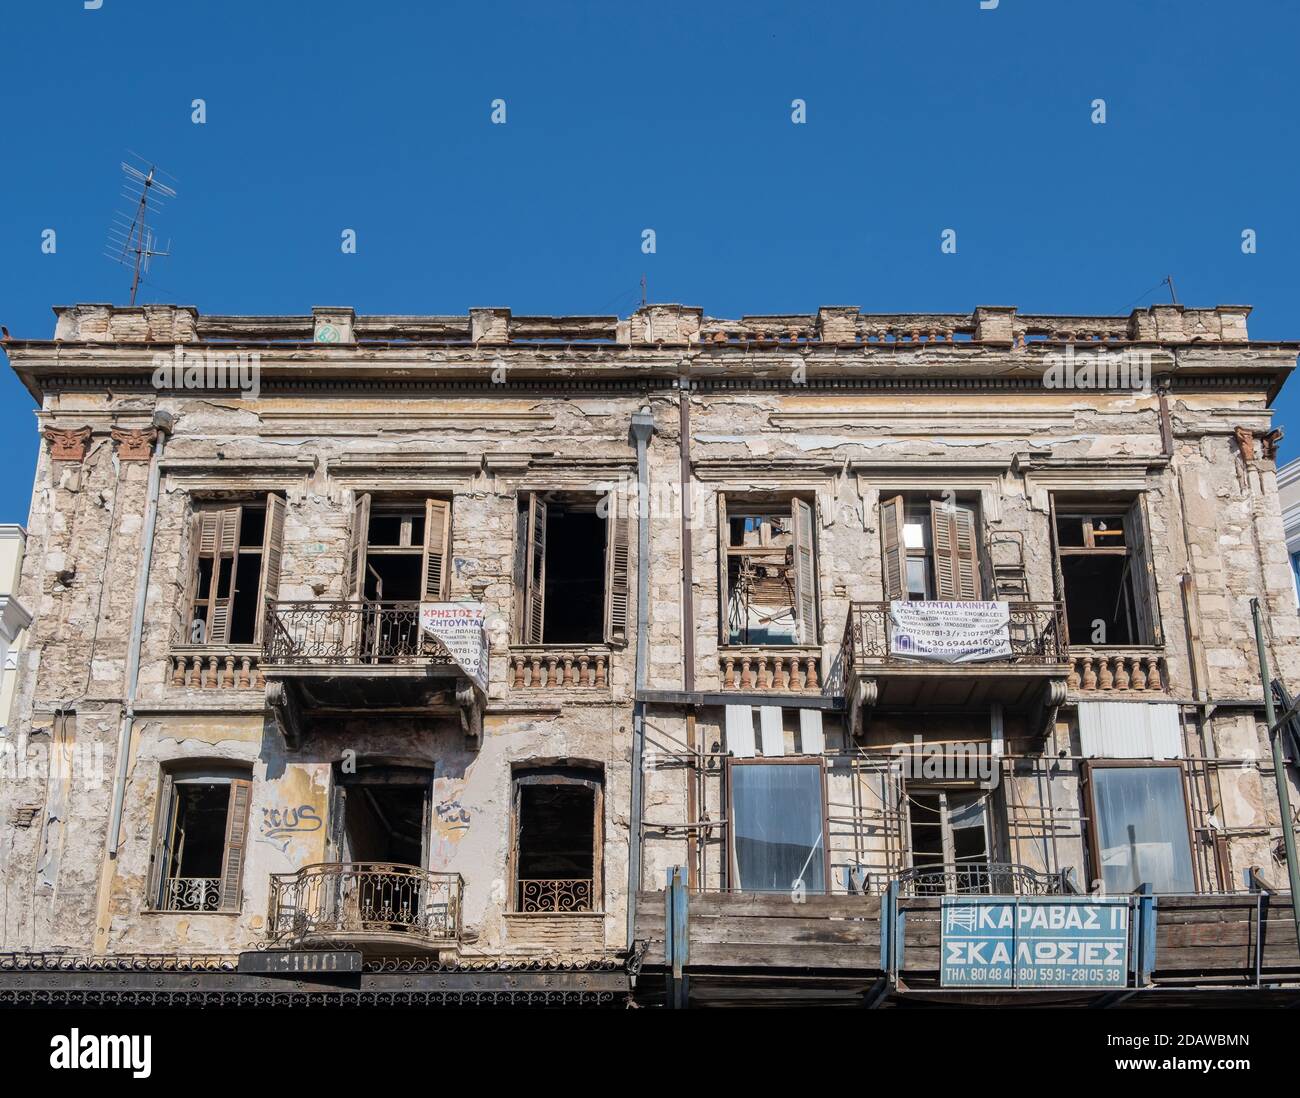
[185,497,284,646]
[512,769,602,911]
[1054,501,1161,646]
[150,772,251,912]
[907,788,992,894]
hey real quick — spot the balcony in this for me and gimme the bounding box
[260,600,480,746]
[890,861,1071,897]
[841,601,1070,735]
[267,862,463,955]
[718,645,823,693]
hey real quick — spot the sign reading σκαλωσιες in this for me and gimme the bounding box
[940,896,1129,988]
[888,599,1012,662]
[418,602,488,692]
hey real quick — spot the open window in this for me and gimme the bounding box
[718,495,819,645]
[148,766,252,912]
[1084,762,1195,894]
[329,763,432,867]
[185,495,285,645]
[880,494,982,602]
[513,493,629,646]
[345,494,451,603]
[907,787,994,894]
[510,766,603,912]
[728,758,828,894]
[1052,497,1161,646]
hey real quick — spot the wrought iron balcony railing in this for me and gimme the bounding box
[262,600,457,668]
[891,861,1070,897]
[516,878,596,913]
[267,862,463,946]
[841,600,1067,670]
[162,876,221,912]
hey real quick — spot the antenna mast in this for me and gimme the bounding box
[105,154,177,305]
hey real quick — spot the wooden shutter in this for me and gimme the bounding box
[219,778,252,911]
[420,498,452,602]
[346,492,371,600]
[1127,496,1162,644]
[147,772,176,907]
[255,494,286,642]
[717,493,731,640]
[880,495,907,601]
[521,494,547,644]
[790,498,818,644]
[603,495,631,645]
[1048,494,1070,645]
[931,501,981,600]
[206,506,242,644]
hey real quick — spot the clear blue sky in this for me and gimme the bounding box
[2,1,1298,524]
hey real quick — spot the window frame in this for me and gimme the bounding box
[146,762,253,914]
[725,755,831,895]
[507,765,605,913]
[880,491,984,602]
[1082,759,1199,895]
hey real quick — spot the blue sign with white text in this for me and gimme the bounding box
[940,896,1129,988]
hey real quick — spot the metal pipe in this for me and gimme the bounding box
[625,408,654,951]
[1250,596,1300,953]
[107,413,170,856]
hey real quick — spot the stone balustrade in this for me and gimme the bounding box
[169,647,264,690]
[719,647,822,691]
[509,647,610,689]
[1067,649,1166,693]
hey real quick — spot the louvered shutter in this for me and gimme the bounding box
[255,494,286,642]
[207,506,242,644]
[346,493,371,600]
[420,498,452,602]
[603,495,631,645]
[1048,494,1070,645]
[147,772,176,907]
[219,778,252,911]
[931,501,981,600]
[790,498,818,644]
[521,494,547,644]
[880,495,907,601]
[1127,496,1162,645]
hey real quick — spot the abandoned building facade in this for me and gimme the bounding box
[0,300,1298,1006]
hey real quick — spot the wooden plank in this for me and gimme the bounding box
[687,914,878,947]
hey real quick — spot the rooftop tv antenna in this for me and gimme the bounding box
[104,153,177,305]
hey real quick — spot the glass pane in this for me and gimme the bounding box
[1092,767,1195,894]
[902,522,925,550]
[906,557,928,597]
[733,764,825,893]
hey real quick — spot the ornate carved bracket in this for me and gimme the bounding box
[110,426,157,461]
[456,679,483,750]
[266,680,302,750]
[43,426,92,463]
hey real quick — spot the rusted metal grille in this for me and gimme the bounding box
[840,601,1067,668]
[517,878,595,913]
[267,862,463,945]
[162,877,221,912]
[262,600,457,667]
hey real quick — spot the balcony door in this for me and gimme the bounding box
[906,786,997,894]
[330,765,432,868]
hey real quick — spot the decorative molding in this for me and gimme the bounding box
[110,426,156,461]
[42,426,92,462]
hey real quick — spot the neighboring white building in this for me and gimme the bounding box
[0,525,31,728]
[1280,457,1300,606]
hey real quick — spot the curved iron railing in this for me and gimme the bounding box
[162,876,221,912]
[517,878,595,913]
[267,862,463,945]
[841,601,1067,668]
[893,861,1067,897]
[262,600,457,668]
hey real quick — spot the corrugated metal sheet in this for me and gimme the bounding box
[725,705,756,758]
[758,706,785,756]
[799,709,825,754]
[1077,701,1182,759]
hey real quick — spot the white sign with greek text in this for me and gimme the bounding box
[418,602,488,692]
[888,600,1012,663]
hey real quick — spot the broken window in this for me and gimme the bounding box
[185,496,285,645]
[329,764,431,866]
[148,768,252,912]
[511,767,603,912]
[513,493,629,646]
[729,759,827,893]
[1052,498,1161,646]
[880,494,983,602]
[907,787,993,894]
[718,495,819,645]
[1085,762,1195,893]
